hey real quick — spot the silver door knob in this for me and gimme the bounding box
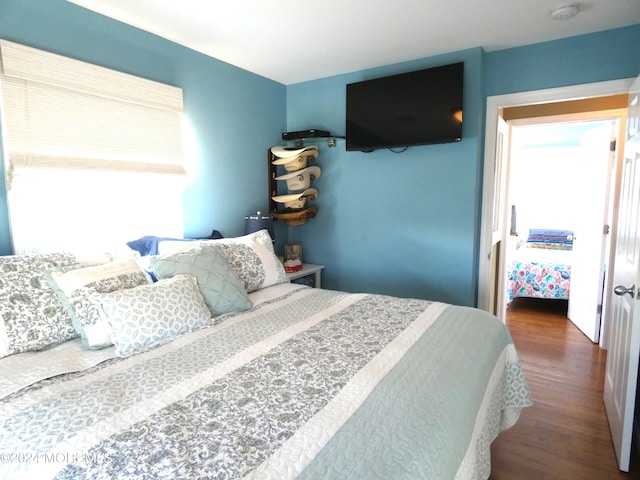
[614,284,636,298]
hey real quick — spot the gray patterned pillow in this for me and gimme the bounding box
[49,256,152,350]
[97,274,212,357]
[0,252,80,358]
[150,244,253,316]
[157,230,288,292]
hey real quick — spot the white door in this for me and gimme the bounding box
[604,75,640,472]
[478,113,510,318]
[566,122,615,342]
[490,116,510,318]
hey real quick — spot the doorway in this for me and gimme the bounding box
[479,76,640,473]
[477,78,634,334]
[504,114,623,344]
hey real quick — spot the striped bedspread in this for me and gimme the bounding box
[0,284,531,480]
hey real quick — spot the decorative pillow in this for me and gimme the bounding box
[49,256,152,350]
[150,245,253,316]
[97,274,212,357]
[157,229,288,292]
[127,236,194,257]
[0,252,81,358]
[127,231,224,257]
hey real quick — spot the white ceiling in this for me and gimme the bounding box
[67,0,640,85]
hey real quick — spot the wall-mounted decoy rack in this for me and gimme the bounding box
[268,145,320,226]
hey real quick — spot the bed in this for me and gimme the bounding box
[0,231,532,480]
[507,228,573,302]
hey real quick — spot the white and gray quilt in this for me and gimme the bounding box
[0,284,532,480]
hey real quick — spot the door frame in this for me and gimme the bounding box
[478,78,636,319]
[507,114,625,344]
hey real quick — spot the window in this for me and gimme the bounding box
[0,40,187,254]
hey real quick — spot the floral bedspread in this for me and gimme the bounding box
[508,246,572,301]
[0,284,532,480]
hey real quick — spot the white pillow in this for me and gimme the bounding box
[97,274,212,357]
[49,256,152,349]
[157,230,287,292]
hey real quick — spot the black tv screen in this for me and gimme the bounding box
[346,62,464,151]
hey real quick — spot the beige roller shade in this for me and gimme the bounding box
[0,39,186,186]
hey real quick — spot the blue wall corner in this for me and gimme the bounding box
[0,0,286,255]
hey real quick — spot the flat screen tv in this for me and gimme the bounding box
[346,62,463,151]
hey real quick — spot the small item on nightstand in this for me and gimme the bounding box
[284,241,303,272]
[284,258,303,272]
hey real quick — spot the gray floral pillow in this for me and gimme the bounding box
[98,274,212,357]
[0,252,80,358]
[157,230,288,292]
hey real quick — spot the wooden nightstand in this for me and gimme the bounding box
[286,263,325,288]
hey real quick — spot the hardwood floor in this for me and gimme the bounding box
[489,297,640,480]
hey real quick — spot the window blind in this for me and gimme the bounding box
[0,40,187,254]
[0,40,185,181]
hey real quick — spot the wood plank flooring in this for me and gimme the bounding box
[489,297,640,480]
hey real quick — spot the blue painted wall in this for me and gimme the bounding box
[285,25,640,306]
[0,0,286,255]
[0,0,638,307]
[285,49,485,306]
[485,24,640,97]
